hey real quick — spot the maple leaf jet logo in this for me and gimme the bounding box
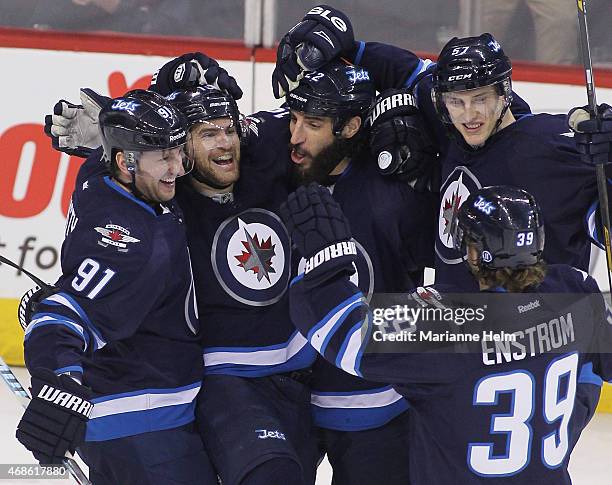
[442,173,465,244]
[235,227,276,282]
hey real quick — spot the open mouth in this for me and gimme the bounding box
[212,154,234,167]
[291,148,308,164]
[463,122,484,133]
[160,178,176,187]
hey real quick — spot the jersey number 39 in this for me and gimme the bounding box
[468,352,578,476]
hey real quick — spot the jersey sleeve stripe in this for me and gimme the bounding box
[307,293,364,353]
[404,58,434,88]
[25,313,89,350]
[45,292,106,350]
[335,319,368,376]
[353,40,366,65]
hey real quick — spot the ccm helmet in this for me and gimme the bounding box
[286,61,375,135]
[453,185,544,269]
[432,33,512,124]
[167,86,242,136]
[98,89,190,172]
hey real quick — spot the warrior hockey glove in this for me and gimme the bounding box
[272,5,357,98]
[18,285,58,331]
[568,103,612,165]
[150,52,243,99]
[280,183,356,288]
[16,368,93,465]
[368,89,440,192]
[44,88,109,158]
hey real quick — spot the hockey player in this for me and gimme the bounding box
[273,6,607,293]
[166,86,321,485]
[280,182,612,484]
[18,90,218,483]
[282,62,436,485]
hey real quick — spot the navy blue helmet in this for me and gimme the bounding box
[166,86,242,137]
[453,186,545,269]
[432,33,512,124]
[286,61,375,134]
[98,89,189,170]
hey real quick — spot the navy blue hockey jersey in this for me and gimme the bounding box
[233,106,437,430]
[24,153,202,442]
[175,108,317,377]
[289,263,611,484]
[348,42,603,291]
[307,152,437,430]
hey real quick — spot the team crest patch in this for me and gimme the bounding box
[212,209,291,306]
[436,166,481,265]
[95,224,140,252]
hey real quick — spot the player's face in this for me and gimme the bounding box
[442,85,506,147]
[289,110,351,185]
[134,146,187,202]
[289,110,336,168]
[187,117,240,189]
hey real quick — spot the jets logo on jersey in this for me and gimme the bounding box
[212,209,291,306]
[437,167,481,264]
[95,223,140,252]
[297,238,375,301]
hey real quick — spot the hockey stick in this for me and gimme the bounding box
[575,0,612,294]
[0,356,91,485]
[0,254,51,291]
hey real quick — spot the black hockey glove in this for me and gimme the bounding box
[272,5,357,98]
[16,368,93,465]
[568,103,612,165]
[368,89,440,192]
[150,52,243,99]
[18,285,58,331]
[280,183,356,288]
[44,88,109,158]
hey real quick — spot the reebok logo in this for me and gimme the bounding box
[305,241,356,274]
[38,385,93,418]
[518,300,540,313]
[169,130,186,142]
[256,429,286,440]
[368,92,416,126]
[289,93,308,103]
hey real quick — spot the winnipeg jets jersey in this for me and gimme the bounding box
[307,153,437,430]
[289,263,611,484]
[435,114,598,290]
[175,108,317,377]
[24,152,202,442]
[349,41,602,291]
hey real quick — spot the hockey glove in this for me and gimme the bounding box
[568,103,612,165]
[44,88,109,158]
[16,368,93,465]
[18,285,57,331]
[280,183,356,288]
[368,89,440,192]
[150,52,243,99]
[272,5,357,98]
